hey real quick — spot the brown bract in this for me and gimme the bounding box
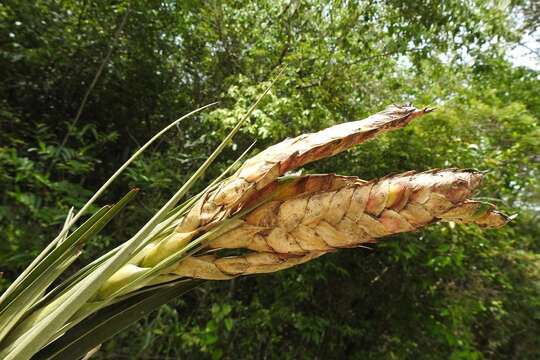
[100,104,509,289]
[171,169,510,280]
[177,104,434,233]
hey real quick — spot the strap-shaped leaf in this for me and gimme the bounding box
[0,103,217,316]
[0,189,138,345]
[34,280,202,360]
[0,206,110,343]
[30,190,139,312]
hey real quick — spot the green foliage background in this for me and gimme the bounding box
[1,0,539,358]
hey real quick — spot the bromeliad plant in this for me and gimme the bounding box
[0,81,511,359]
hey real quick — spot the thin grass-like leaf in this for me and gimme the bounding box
[0,190,137,345]
[57,141,259,299]
[29,189,139,312]
[34,280,202,360]
[0,206,110,314]
[0,206,111,343]
[57,208,74,247]
[46,142,257,316]
[0,251,80,348]
[0,103,217,312]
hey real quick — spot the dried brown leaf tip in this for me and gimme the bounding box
[178,104,433,232]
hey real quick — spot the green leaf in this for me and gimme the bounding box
[30,189,140,312]
[0,189,138,343]
[34,280,202,360]
[0,103,217,313]
[0,104,217,359]
[0,206,111,343]
[0,189,137,345]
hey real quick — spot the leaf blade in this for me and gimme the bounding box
[34,280,202,360]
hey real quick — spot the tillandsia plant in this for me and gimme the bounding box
[0,78,511,359]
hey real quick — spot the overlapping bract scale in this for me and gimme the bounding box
[172,170,509,279]
[100,104,509,287]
